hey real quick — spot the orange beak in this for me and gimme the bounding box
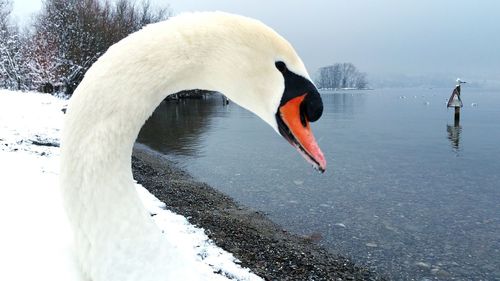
[278,94,326,172]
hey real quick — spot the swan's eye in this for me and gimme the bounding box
[275,61,287,73]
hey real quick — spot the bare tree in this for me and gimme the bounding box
[355,72,368,89]
[315,63,368,89]
[0,0,10,27]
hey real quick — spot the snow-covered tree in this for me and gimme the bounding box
[0,0,169,94]
[0,0,30,90]
[29,0,170,95]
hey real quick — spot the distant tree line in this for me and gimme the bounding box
[315,63,368,89]
[0,0,169,96]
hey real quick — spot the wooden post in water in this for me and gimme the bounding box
[448,78,465,122]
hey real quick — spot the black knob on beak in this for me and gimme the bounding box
[301,91,323,123]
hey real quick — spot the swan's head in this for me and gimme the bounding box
[223,56,327,172]
[235,58,327,172]
[227,57,326,172]
[272,61,326,173]
[178,12,328,172]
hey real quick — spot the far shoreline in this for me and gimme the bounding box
[132,143,385,280]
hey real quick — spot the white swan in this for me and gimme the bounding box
[61,12,326,281]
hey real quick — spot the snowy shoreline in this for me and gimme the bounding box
[0,90,261,281]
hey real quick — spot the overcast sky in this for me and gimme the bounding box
[11,0,500,83]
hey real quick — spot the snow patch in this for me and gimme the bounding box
[0,90,262,281]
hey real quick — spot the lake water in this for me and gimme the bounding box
[137,88,500,280]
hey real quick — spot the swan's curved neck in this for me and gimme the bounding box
[59,13,296,280]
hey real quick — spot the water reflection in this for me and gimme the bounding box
[321,91,367,116]
[139,91,367,156]
[446,119,462,152]
[139,91,367,152]
[137,96,221,156]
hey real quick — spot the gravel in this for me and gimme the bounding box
[132,146,386,281]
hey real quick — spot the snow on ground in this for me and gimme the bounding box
[0,90,262,281]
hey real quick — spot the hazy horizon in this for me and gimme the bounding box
[11,0,500,88]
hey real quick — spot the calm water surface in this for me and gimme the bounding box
[137,88,500,280]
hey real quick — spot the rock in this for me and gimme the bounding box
[30,138,60,147]
[415,262,431,269]
[431,268,451,277]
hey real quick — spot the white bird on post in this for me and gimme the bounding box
[447,78,467,122]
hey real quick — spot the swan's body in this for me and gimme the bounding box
[61,12,325,280]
